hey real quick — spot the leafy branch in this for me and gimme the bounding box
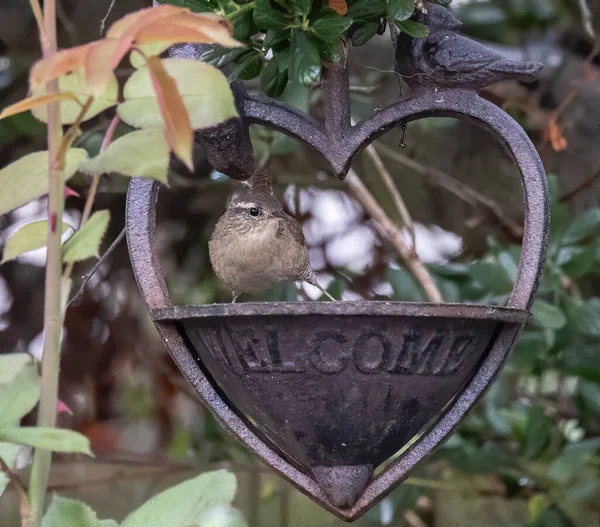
[0,4,247,525]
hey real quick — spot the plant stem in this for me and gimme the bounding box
[63,114,120,282]
[345,168,443,303]
[28,0,63,523]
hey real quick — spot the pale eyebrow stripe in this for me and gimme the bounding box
[232,202,256,208]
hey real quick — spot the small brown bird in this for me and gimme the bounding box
[209,170,335,303]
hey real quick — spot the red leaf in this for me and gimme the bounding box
[30,43,93,87]
[328,0,348,15]
[147,56,193,171]
[57,400,74,415]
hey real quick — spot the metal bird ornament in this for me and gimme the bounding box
[395,3,543,91]
[209,170,335,302]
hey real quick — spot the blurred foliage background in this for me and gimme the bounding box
[1,0,600,525]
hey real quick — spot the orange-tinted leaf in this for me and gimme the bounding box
[84,39,121,96]
[546,118,567,152]
[0,92,78,120]
[30,43,93,87]
[105,5,184,39]
[136,14,240,48]
[328,0,348,15]
[147,56,193,171]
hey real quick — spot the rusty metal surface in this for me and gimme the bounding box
[127,2,549,521]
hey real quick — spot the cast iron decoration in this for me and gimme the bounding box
[126,3,549,522]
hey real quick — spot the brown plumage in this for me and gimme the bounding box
[209,170,335,302]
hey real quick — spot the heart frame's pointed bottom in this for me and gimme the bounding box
[126,76,548,520]
[313,465,373,509]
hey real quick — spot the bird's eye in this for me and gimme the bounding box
[249,207,260,217]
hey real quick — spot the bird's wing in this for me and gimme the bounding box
[280,213,307,246]
[429,33,505,74]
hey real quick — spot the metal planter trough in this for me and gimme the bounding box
[127,3,549,522]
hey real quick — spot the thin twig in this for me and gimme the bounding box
[404,510,427,527]
[0,456,34,527]
[559,168,600,202]
[63,114,120,282]
[352,120,415,247]
[388,19,403,95]
[345,168,443,302]
[27,0,47,47]
[579,0,596,40]
[100,0,117,36]
[66,227,126,307]
[56,0,78,47]
[374,141,524,242]
[543,3,599,151]
[348,85,380,94]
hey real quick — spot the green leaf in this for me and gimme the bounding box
[387,266,425,302]
[563,296,600,337]
[42,496,118,527]
[396,19,430,37]
[0,365,40,428]
[261,52,290,97]
[0,427,92,455]
[351,21,380,46]
[562,208,600,245]
[194,506,247,527]
[532,300,567,330]
[523,406,552,459]
[0,443,20,497]
[254,0,289,29]
[121,470,237,527]
[31,69,118,125]
[161,0,217,11]
[202,46,248,68]
[62,210,110,263]
[469,261,513,295]
[578,380,600,413]
[289,29,321,85]
[311,16,353,43]
[563,346,600,383]
[347,0,386,21]
[0,353,35,384]
[130,42,171,69]
[293,0,313,16]
[81,129,169,184]
[231,7,255,40]
[512,331,547,369]
[387,0,415,22]
[556,246,596,278]
[234,50,264,80]
[1,220,71,264]
[314,38,343,64]
[0,149,88,215]
[498,251,518,281]
[119,59,238,130]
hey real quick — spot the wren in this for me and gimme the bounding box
[209,170,335,303]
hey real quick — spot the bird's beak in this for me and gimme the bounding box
[271,211,287,220]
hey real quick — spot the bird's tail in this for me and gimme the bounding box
[250,169,273,195]
[493,60,543,82]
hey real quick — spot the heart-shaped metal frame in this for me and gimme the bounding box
[126,51,549,522]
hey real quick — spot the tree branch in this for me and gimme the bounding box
[345,168,443,303]
[373,141,524,242]
[63,114,120,283]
